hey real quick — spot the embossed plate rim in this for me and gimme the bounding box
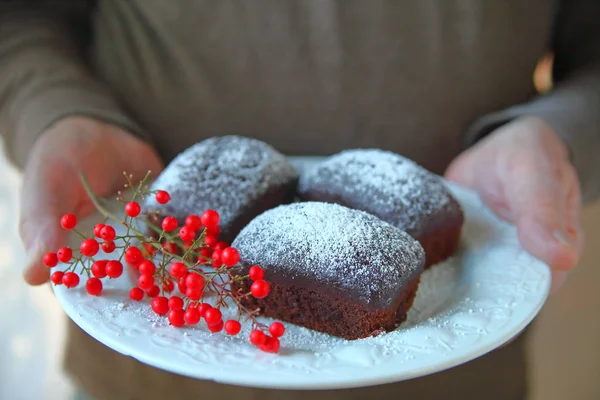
[52,156,551,390]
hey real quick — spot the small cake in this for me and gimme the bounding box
[297,149,463,268]
[144,136,299,242]
[231,202,425,340]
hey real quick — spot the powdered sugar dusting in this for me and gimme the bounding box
[232,202,425,308]
[297,149,451,235]
[54,177,552,388]
[144,136,298,236]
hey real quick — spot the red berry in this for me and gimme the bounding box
[91,260,107,278]
[105,260,124,279]
[60,213,77,230]
[269,322,285,338]
[204,234,218,248]
[124,247,144,266]
[51,271,64,285]
[86,278,103,296]
[198,248,212,262]
[168,296,184,311]
[261,336,280,353]
[100,225,116,241]
[80,238,100,257]
[224,320,241,336]
[185,215,202,231]
[169,262,188,279]
[57,247,72,263]
[207,320,224,333]
[151,296,169,315]
[125,201,141,217]
[185,273,204,290]
[197,303,211,317]
[138,274,155,291]
[248,265,264,281]
[144,243,156,256]
[179,226,195,242]
[250,280,270,298]
[163,280,175,293]
[130,287,144,301]
[146,285,160,297]
[155,190,170,204]
[168,309,185,327]
[101,241,116,253]
[161,216,178,232]
[139,260,156,276]
[211,250,222,264]
[221,247,240,267]
[177,275,188,293]
[162,241,178,254]
[211,260,222,268]
[93,223,105,237]
[205,225,220,237]
[62,272,80,288]
[204,308,222,325]
[249,330,267,346]
[43,252,58,268]
[185,287,202,301]
[200,210,220,228]
[213,241,228,252]
[184,307,201,325]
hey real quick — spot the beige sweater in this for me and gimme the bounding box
[1,0,600,200]
[0,1,599,399]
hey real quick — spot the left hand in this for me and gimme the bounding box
[445,116,583,294]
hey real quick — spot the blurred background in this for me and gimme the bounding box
[0,57,598,400]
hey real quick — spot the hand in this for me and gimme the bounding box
[21,117,163,285]
[446,116,583,294]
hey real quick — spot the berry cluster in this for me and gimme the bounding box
[45,172,285,353]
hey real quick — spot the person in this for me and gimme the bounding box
[1,0,598,399]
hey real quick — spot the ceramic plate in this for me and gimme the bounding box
[52,157,551,390]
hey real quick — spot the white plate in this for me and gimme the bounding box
[52,157,551,390]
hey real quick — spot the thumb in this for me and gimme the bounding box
[21,215,68,285]
[504,162,580,273]
[20,161,75,285]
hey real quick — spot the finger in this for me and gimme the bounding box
[564,165,584,258]
[477,189,514,223]
[505,161,579,272]
[446,150,514,222]
[21,215,68,285]
[444,148,475,185]
[548,167,584,294]
[20,158,77,285]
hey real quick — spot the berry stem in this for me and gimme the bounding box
[80,172,185,262]
[75,172,279,351]
[72,228,88,240]
[79,173,122,223]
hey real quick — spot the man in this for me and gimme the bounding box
[1,1,598,399]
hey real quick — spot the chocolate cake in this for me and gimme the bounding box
[143,136,299,242]
[297,149,463,268]
[231,202,425,340]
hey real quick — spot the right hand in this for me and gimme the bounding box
[21,117,163,285]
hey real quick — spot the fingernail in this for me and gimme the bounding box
[553,230,578,251]
[550,270,570,294]
[568,225,585,258]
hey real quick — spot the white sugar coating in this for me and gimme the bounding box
[232,202,425,308]
[297,149,451,235]
[144,136,298,236]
